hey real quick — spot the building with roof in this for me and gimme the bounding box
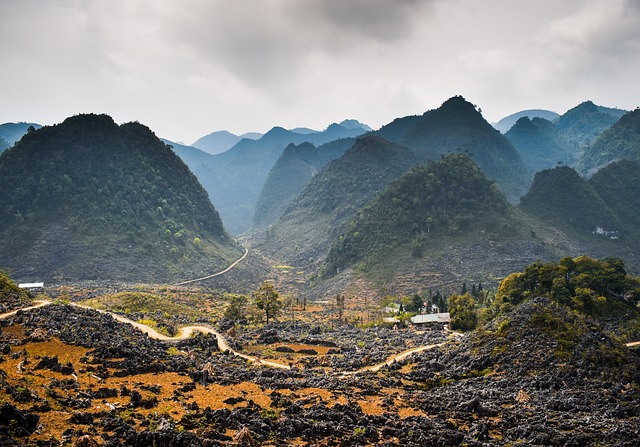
[410,312,450,327]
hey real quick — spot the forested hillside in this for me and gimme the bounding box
[579,108,640,173]
[322,154,509,277]
[258,136,420,265]
[253,138,356,229]
[555,101,626,149]
[520,166,618,234]
[369,96,529,201]
[0,114,242,282]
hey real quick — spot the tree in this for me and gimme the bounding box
[223,294,248,321]
[336,294,345,324]
[409,294,423,313]
[448,292,477,331]
[254,283,282,324]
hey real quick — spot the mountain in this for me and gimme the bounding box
[579,108,640,174]
[505,116,577,174]
[0,122,42,144]
[0,114,242,283]
[520,165,617,235]
[176,123,369,234]
[372,114,424,143]
[492,109,559,133]
[555,101,626,149]
[404,97,529,201]
[0,122,42,152]
[253,138,356,229]
[588,160,640,234]
[191,130,258,155]
[374,96,529,202]
[289,127,318,134]
[338,119,372,132]
[322,154,509,277]
[258,136,420,265]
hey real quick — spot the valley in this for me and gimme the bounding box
[1,96,640,446]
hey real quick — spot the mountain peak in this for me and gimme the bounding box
[338,119,372,132]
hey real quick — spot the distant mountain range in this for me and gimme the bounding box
[503,101,630,176]
[191,130,261,155]
[492,109,560,134]
[0,122,42,152]
[190,120,371,156]
[174,120,372,234]
[0,114,241,283]
[1,96,638,296]
[505,116,576,174]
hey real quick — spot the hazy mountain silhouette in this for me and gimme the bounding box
[505,116,576,174]
[492,109,559,134]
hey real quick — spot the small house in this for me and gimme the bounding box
[410,312,450,328]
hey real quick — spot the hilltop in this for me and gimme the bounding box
[298,154,593,301]
[492,108,559,133]
[0,114,242,283]
[520,165,617,234]
[191,130,260,155]
[555,100,626,149]
[373,96,529,201]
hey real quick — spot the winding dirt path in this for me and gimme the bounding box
[173,247,249,286]
[6,301,640,374]
[339,342,447,377]
[68,302,291,370]
[0,300,50,320]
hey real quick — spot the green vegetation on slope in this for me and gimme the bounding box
[259,136,420,265]
[555,100,626,149]
[579,108,640,174]
[520,165,618,234]
[323,154,508,277]
[0,271,31,311]
[399,96,529,201]
[589,160,640,231]
[253,138,355,229]
[0,114,241,282]
[490,256,640,340]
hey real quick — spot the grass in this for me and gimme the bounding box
[80,291,204,319]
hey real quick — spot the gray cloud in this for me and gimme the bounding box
[0,0,638,142]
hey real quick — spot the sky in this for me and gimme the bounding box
[1,0,639,144]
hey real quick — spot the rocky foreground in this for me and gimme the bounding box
[1,298,639,446]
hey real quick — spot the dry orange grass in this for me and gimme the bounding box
[1,322,426,445]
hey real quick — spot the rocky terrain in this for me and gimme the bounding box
[1,295,638,446]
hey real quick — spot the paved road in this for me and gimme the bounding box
[173,247,249,286]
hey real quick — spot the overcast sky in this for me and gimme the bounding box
[1,0,639,144]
